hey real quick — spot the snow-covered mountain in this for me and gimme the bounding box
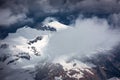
[0,18,120,80]
[0,20,70,80]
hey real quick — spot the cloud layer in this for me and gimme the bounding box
[1,0,120,14]
[45,17,120,62]
[1,0,120,27]
[1,0,120,39]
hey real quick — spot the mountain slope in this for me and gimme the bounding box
[0,19,120,80]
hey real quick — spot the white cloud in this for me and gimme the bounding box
[0,9,33,26]
[45,17,120,61]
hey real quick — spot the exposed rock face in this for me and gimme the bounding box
[37,25,57,31]
[0,54,9,62]
[28,36,43,45]
[34,45,120,80]
[83,45,120,80]
[34,62,96,80]
[0,44,9,49]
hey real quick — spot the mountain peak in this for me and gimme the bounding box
[42,17,69,31]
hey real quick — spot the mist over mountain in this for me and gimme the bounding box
[0,0,120,80]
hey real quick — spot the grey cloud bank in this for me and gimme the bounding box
[1,0,120,39]
[1,0,120,14]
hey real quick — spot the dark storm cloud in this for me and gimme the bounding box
[35,0,120,14]
[1,0,120,15]
[1,0,120,39]
[0,0,120,25]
